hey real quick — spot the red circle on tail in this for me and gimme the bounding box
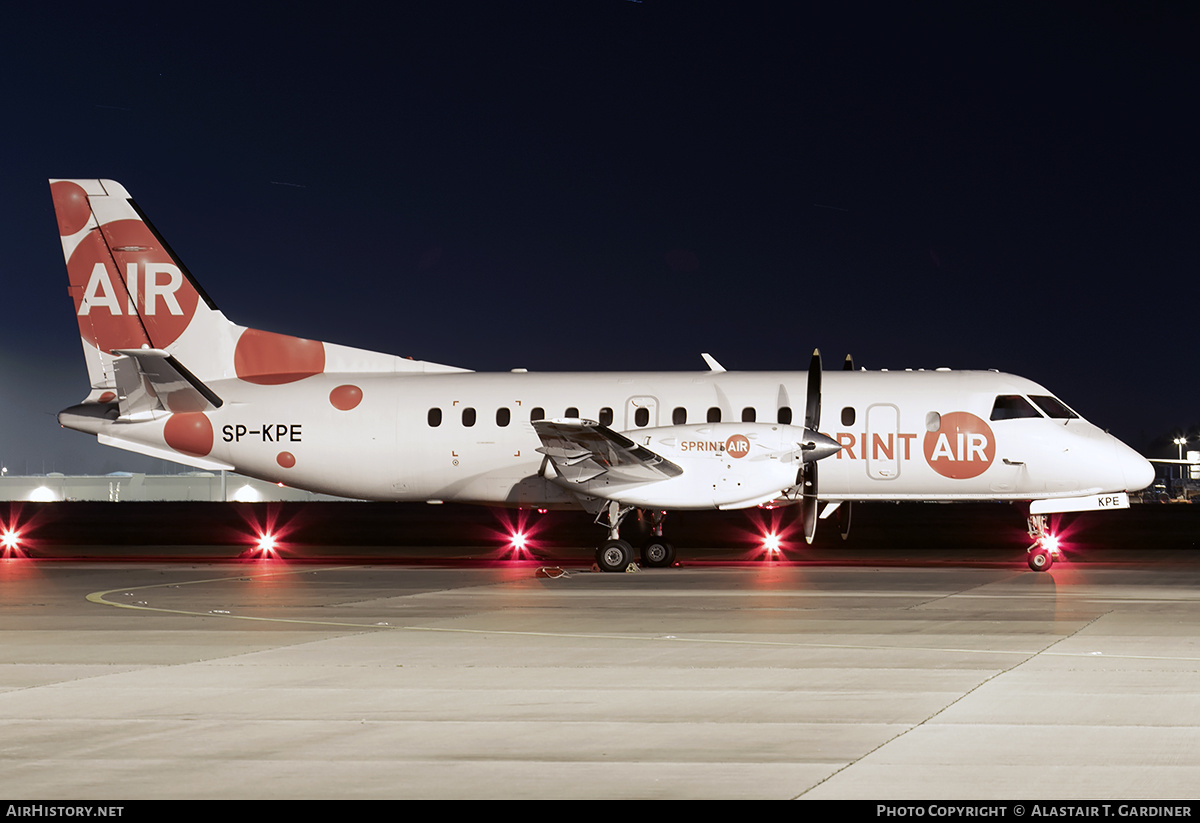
[67,220,200,350]
[51,181,92,236]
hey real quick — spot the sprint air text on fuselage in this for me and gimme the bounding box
[831,411,997,480]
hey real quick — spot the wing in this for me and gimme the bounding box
[532,419,683,485]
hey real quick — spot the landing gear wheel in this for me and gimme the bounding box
[1028,548,1053,572]
[596,539,635,573]
[641,541,676,568]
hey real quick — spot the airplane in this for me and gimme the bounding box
[49,179,1155,572]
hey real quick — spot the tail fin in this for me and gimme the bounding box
[50,179,468,399]
[50,179,237,393]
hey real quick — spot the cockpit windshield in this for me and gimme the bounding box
[1030,395,1079,420]
[989,395,1042,421]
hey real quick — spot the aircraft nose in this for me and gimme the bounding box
[1117,440,1155,493]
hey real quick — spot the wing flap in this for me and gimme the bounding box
[533,419,682,485]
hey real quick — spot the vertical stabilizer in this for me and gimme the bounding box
[50,179,238,392]
[50,179,468,400]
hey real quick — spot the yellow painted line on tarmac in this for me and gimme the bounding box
[85,565,386,629]
[83,566,1200,662]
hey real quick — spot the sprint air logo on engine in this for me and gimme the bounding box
[680,434,751,458]
[833,411,996,480]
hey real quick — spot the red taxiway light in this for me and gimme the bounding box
[254,532,279,556]
[491,509,546,560]
[1,528,24,557]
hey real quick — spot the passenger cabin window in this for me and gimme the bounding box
[530,407,545,421]
[841,406,856,427]
[1030,395,1079,420]
[989,395,1042,421]
[741,407,756,423]
[428,408,442,427]
[635,407,650,427]
[777,406,792,425]
[565,406,579,418]
[462,407,477,427]
[496,408,511,427]
[707,407,722,423]
[673,407,687,425]
[599,407,614,426]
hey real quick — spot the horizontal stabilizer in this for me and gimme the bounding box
[533,419,683,486]
[112,348,223,415]
[97,433,234,472]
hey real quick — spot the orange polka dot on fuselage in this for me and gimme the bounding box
[330,384,363,410]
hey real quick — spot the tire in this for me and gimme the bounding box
[1028,548,1052,572]
[641,541,676,568]
[596,539,634,573]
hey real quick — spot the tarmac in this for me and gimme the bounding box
[1,503,1199,800]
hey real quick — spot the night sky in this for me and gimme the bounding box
[1,2,1196,475]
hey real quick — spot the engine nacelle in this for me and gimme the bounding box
[568,422,837,510]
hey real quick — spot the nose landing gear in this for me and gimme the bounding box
[1026,514,1060,572]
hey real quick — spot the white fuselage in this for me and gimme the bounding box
[69,367,1151,509]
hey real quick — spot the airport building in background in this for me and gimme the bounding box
[0,471,353,503]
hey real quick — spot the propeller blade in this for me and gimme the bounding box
[838,500,852,541]
[800,349,825,544]
[802,462,818,544]
[805,349,822,431]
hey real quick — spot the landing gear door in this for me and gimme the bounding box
[866,403,900,480]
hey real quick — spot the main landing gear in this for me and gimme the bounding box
[1025,513,1060,572]
[593,503,676,573]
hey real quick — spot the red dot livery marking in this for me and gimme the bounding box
[68,220,201,350]
[51,181,92,236]
[330,384,363,410]
[725,434,750,458]
[163,413,213,458]
[234,328,325,385]
[922,411,995,479]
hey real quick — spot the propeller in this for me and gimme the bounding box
[839,353,854,540]
[800,349,823,544]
